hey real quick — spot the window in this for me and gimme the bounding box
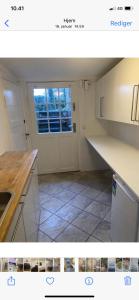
[33,87,73,133]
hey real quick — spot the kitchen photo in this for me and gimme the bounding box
[0,58,139,243]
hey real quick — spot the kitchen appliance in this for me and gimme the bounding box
[111,174,139,242]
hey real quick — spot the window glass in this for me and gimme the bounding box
[33,87,73,133]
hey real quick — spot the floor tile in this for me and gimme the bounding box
[81,186,101,200]
[55,224,89,242]
[66,182,86,194]
[93,221,112,242]
[38,230,53,242]
[95,189,112,206]
[59,181,73,189]
[56,203,82,222]
[38,169,113,242]
[40,183,63,195]
[55,190,76,203]
[85,201,110,219]
[39,209,52,224]
[72,211,101,235]
[39,192,53,205]
[77,177,91,187]
[39,215,69,239]
[41,196,64,213]
[87,236,102,242]
[70,194,93,210]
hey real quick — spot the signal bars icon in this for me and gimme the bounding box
[109,7,116,11]
[109,6,134,11]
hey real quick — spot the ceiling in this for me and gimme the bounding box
[0,58,122,81]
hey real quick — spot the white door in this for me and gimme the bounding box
[28,83,79,174]
[3,80,27,151]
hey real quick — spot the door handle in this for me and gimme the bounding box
[131,85,138,121]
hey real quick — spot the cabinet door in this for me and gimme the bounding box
[23,169,39,242]
[12,212,26,242]
[106,59,139,123]
[96,58,139,124]
[23,176,37,242]
[5,202,26,242]
[31,166,40,226]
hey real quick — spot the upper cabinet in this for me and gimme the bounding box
[96,58,139,125]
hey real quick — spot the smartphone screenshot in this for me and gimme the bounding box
[0,1,139,300]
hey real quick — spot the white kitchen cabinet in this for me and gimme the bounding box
[12,209,26,242]
[5,202,26,242]
[31,160,40,225]
[22,160,39,242]
[5,159,39,242]
[96,58,139,125]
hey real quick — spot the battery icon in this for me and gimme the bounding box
[124,6,133,10]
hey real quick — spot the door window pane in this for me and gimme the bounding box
[38,119,49,133]
[50,119,60,132]
[61,118,72,132]
[61,103,72,118]
[34,89,46,112]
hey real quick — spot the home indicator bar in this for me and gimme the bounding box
[44,296,95,299]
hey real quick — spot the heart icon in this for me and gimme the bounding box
[46,277,55,285]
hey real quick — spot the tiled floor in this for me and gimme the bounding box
[38,170,113,242]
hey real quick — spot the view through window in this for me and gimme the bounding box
[33,87,73,133]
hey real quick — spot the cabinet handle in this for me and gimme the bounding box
[135,85,139,121]
[131,85,138,121]
[100,96,104,118]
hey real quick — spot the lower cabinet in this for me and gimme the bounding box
[5,202,26,242]
[22,172,39,242]
[12,209,26,242]
[5,159,39,242]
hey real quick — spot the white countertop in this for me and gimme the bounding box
[86,135,139,199]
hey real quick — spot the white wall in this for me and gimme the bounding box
[0,78,12,154]
[0,64,27,154]
[106,120,139,149]
[77,81,108,171]
[3,80,27,151]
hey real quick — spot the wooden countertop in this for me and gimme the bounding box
[0,149,38,241]
[86,135,139,199]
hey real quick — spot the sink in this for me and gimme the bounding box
[0,192,12,219]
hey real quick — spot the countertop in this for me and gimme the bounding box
[86,135,139,199]
[0,150,38,241]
